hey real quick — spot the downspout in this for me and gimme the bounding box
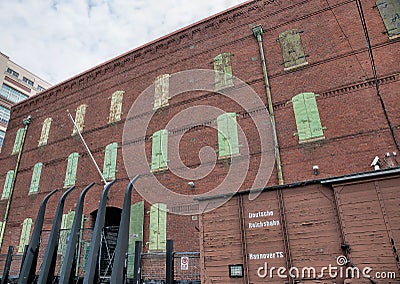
[252,25,284,185]
[0,115,32,250]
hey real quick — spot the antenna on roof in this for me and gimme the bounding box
[67,110,108,185]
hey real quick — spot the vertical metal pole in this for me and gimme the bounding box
[37,186,77,284]
[18,188,58,284]
[110,175,140,284]
[132,241,142,284]
[59,182,95,284]
[83,180,116,284]
[1,246,13,284]
[166,240,174,284]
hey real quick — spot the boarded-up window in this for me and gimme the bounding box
[109,91,124,123]
[149,203,167,252]
[64,153,79,188]
[58,211,75,256]
[376,0,400,38]
[214,53,233,91]
[29,162,43,194]
[103,142,118,180]
[38,117,52,146]
[279,29,308,70]
[72,104,88,135]
[292,92,324,143]
[127,201,144,278]
[12,128,25,155]
[217,113,239,158]
[2,170,14,200]
[18,218,33,253]
[151,129,168,171]
[154,74,170,110]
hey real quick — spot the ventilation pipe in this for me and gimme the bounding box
[252,25,284,185]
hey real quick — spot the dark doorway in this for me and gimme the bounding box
[90,207,122,283]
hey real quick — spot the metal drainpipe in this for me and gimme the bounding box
[252,25,284,185]
[0,115,32,250]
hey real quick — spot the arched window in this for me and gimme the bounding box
[29,162,43,194]
[103,142,118,180]
[279,29,308,70]
[151,129,168,171]
[109,91,124,123]
[38,117,52,146]
[64,152,79,187]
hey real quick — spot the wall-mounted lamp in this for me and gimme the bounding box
[188,181,195,189]
[229,264,244,278]
[313,165,319,175]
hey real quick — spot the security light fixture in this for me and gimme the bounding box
[229,264,244,278]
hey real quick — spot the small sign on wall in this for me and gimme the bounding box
[181,256,189,270]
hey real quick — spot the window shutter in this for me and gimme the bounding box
[38,118,52,146]
[109,91,124,123]
[376,0,400,37]
[214,53,233,91]
[127,201,144,278]
[151,131,161,170]
[154,74,170,110]
[18,218,33,253]
[0,221,3,245]
[157,203,167,251]
[292,92,324,142]
[72,104,87,135]
[149,203,167,251]
[81,241,91,272]
[12,128,25,155]
[217,113,239,158]
[29,163,43,194]
[149,204,159,251]
[103,143,118,180]
[303,92,324,138]
[159,130,168,169]
[2,170,15,199]
[64,153,79,187]
[279,29,307,70]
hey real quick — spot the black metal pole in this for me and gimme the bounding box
[166,240,174,284]
[132,241,142,284]
[18,188,58,284]
[59,182,95,284]
[37,186,77,284]
[83,180,116,284]
[110,175,140,284]
[1,246,13,284]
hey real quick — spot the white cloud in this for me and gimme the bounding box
[0,0,245,84]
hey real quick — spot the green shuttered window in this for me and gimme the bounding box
[29,162,43,194]
[376,0,400,38]
[0,221,3,245]
[64,153,79,188]
[149,203,167,252]
[72,104,87,135]
[103,142,118,180]
[81,241,91,272]
[214,53,233,91]
[18,218,33,253]
[151,129,168,171]
[292,92,324,143]
[12,128,25,155]
[217,113,239,158]
[154,74,170,110]
[58,211,75,256]
[279,29,308,70]
[38,117,52,146]
[2,170,14,200]
[127,201,144,278]
[109,91,124,123]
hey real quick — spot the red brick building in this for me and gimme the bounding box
[0,0,399,282]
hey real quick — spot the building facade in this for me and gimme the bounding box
[0,0,399,282]
[0,52,51,150]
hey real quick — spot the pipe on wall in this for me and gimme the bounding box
[252,25,284,185]
[0,115,32,250]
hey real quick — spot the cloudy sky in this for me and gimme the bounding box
[0,0,246,85]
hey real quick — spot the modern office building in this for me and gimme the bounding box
[0,52,51,150]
